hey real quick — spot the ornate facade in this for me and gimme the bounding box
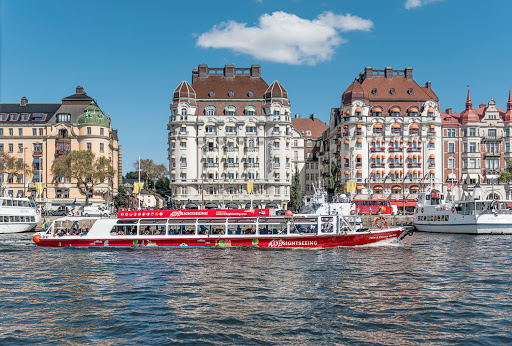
[168,64,302,209]
[441,90,512,200]
[321,67,442,209]
[0,86,122,207]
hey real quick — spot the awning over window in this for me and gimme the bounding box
[392,185,402,190]
[355,108,362,113]
[344,125,349,129]
[356,169,362,174]
[372,107,382,113]
[429,154,435,158]
[373,186,383,190]
[408,107,419,113]
[356,124,362,129]
[430,170,436,174]
[429,139,435,144]
[373,124,383,129]
[409,124,420,129]
[344,154,349,159]
[389,154,395,159]
[356,154,362,158]
[344,170,349,175]
[390,107,400,113]
[410,186,420,190]
[427,108,434,113]
[356,185,362,190]
[344,139,349,144]
[356,138,362,143]
[344,110,350,115]
[430,124,435,129]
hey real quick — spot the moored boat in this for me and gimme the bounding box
[33,208,411,248]
[0,197,41,234]
[414,186,512,234]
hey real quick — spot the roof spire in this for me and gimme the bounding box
[465,85,472,110]
[508,87,512,112]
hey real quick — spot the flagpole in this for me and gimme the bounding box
[138,156,141,210]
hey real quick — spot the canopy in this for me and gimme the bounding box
[373,186,383,190]
[409,124,419,129]
[356,124,362,129]
[355,108,362,112]
[408,107,419,113]
[373,124,383,129]
[372,107,383,113]
[391,124,401,129]
[390,107,400,113]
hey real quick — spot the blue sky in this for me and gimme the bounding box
[1,0,512,174]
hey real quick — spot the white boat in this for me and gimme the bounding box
[0,197,41,234]
[300,186,362,228]
[414,186,512,234]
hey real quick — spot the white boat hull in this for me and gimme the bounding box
[0,222,38,234]
[414,212,512,234]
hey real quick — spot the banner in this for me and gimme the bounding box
[118,208,271,219]
[133,182,144,194]
[35,183,45,195]
[247,182,254,194]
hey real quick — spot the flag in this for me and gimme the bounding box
[40,218,49,233]
[405,172,412,181]
[133,182,144,194]
[35,183,45,195]
[247,182,254,194]
[422,172,430,183]
[383,172,391,182]
[346,181,356,193]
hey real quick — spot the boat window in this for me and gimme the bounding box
[111,225,135,236]
[290,223,317,234]
[15,216,20,222]
[140,224,165,235]
[6,200,12,206]
[227,225,242,235]
[321,222,334,233]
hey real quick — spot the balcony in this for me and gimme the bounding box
[204,162,219,168]
[407,147,421,152]
[244,163,258,168]
[33,150,43,157]
[484,151,501,157]
[55,150,70,156]
[388,147,403,152]
[180,163,187,168]
[244,147,259,152]
[224,147,238,153]
[224,163,238,168]
[407,162,422,168]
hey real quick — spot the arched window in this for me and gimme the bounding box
[181,108,187,115]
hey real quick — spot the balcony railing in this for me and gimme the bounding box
[244,147,259,152]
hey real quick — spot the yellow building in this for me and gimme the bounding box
[0,86,122,208]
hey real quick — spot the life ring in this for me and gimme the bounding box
[451,206,455,213]
[350,210,356,215]
[375,217,387,228]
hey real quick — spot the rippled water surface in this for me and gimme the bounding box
[1,232,512,345]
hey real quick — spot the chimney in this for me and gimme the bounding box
[20,96,28,106]
[76,86,85,95]
[224,64,235,78]
[385,67,393,79]
[445,108,452,114]
[295,114,299,118]
[198,64,208,78]
[364,67,373,79]
[405,67,413,80]
[192,68,199,84]
[425,81,431,89]
[250,65,261,78]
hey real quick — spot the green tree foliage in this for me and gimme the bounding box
[499,159,512,183]
[327,162,340,192]
[114,184,129,210]
[155,177,171,196]
[125,171,138,179]
[51,150,114,207]
[0,151,32,182]
[289,168,303,211]
[132,159,167,191]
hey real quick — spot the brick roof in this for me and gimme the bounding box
[291,117,328,138]
[192,74,269,100]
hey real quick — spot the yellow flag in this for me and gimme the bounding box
[247,182,254,194]
[133,182,143,194]
[36,183,45,195]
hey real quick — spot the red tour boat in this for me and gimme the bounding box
[33,208,412,248]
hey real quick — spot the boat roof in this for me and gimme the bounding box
[117,208,272,219]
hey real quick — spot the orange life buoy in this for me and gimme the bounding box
[451,206,455,213]
[350,210,356,215]
[375,217,387,228]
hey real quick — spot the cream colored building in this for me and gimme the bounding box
[168,64,303,209]
[0,86,122,208]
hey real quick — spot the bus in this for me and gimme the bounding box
[351,199,394,215]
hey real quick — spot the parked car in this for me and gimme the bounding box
[83,206,111,217]
[50,209,68,216]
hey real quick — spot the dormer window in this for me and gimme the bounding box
[209,91,214,97]
[10,114,18,121]
[407,88,413,95]
[390,88,395,95]
[372,88,378,95]
[21,113,29,121]
[33,113,45,121]
[228,91,234,97]
[248,91,253,97]
[57,113,70,122]
[0,114,7,121]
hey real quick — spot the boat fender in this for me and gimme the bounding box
[375,217,387,228]
[451,207,455,213]
[33,234,41,244]
[350,210,356,215]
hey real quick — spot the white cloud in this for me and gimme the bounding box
[196,11,373,65]
[405,0,442,9]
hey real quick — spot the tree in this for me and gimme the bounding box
[125,171,138,179]
[327,162,340,193]
[500,159,512,183]
[132,159,168,191]
[51,150,114,207]
[155,177,171,196]
[0,151,32,189]
[114,185,129,210]
[289,168,303,211]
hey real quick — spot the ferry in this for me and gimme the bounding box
[33,208,412,248]
[0,197,41,234]
[414,186,512,234]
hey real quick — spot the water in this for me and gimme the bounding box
[1,232,511,345]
